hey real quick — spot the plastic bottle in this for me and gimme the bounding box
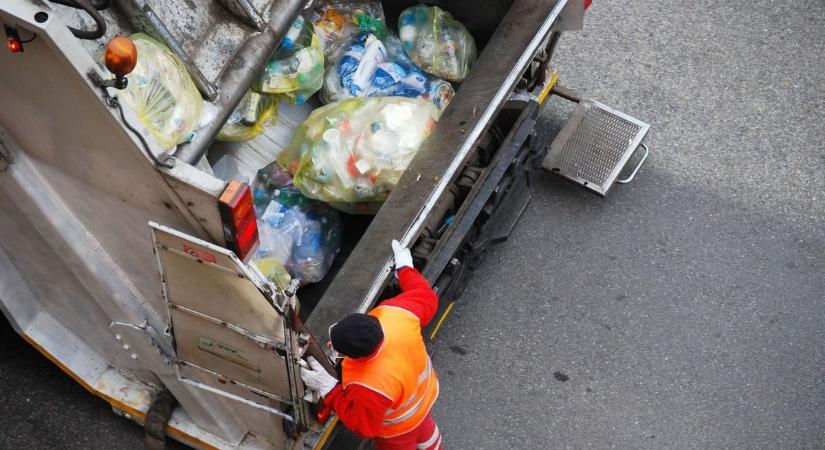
[398,11,416,49]
[281,15,306,50]
[290,218,323,282]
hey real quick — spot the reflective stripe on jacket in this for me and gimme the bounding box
[342,305,439,438]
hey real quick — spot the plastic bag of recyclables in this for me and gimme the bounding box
[277,96,439,214]
[398,5,477,82]
[309,0,388,59]
[217,90,278,142]
[110,33,203,150]
[321,31,454,112]
[252,162,342,285]
[259,16,325,104]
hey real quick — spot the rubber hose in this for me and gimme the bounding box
[49,0,110,10]
[47,0,107,39]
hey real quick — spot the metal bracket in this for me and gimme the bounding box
[110,320,174,363]
[285,278,301,298]
[157,152,177,168]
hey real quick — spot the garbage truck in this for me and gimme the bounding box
[0,0,649,448]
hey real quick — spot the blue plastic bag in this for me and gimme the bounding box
[252,162,342,284]
[321,31,454,112]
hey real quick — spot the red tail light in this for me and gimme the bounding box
[7,37,22,53]
[5,25,23,53]
[584,0,592,9]
[218,181,259,262]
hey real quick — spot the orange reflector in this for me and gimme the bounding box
[219,181,259,262]
[104,36,138,76]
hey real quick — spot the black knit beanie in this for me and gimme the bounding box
[330,313,384,358]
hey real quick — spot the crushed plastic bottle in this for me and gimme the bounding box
[398,5,477,82]
[259,16,325,104]
[321,31,454,111]
[252,162,342,284]
[217,90,278,142]
[309,0,387,59]
[111,33,204,149]
[277,97,439,212]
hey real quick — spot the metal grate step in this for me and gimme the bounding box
[544,99,649,196]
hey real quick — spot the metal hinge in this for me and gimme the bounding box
[110,320,174,363]
[0,136,12,171]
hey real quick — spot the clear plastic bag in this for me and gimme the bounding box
[115,33,204,149]
[309,0,387,59]
[321,31,454,111]
[277,97,439,211]
[217,90,278,142]
[253,202,299,289]
[398,5,477,82]
[252,162,342,284]
[259,16,325,104]
[288,206,341,283]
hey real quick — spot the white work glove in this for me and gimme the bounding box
[392,239,414,271]
[299,357,338,398]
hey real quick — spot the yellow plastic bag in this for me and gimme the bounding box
[117,34,203,149]
[278,97,439,212]
[398,5,477,82]
[217,90,278,142]
[251,256,292,290]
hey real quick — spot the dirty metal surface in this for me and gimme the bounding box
[116,0,274,99]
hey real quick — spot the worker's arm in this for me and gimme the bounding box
[324,384,392,439]
[299,358,390,438]
[381,267,439,326]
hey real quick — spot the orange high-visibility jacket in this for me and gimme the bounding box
[342,305,439,438]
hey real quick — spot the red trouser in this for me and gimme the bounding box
[374,413,442,450]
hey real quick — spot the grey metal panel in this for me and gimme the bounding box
[114,0,246,99]
[0,7,209,318]
[0,188,139,368]
[306,0,569,339]
[41,2,136,61]
[151,223,306,425]
[0,3,286,444]
[160,163,228,245]
[173,315,293,400]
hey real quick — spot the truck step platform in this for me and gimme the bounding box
[543,97,650,196]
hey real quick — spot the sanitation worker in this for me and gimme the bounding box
[300,240,442,450]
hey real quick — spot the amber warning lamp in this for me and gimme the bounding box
[102,36,137,90]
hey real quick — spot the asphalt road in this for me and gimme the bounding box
[430,0,825,448]
[2,0,824,449]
